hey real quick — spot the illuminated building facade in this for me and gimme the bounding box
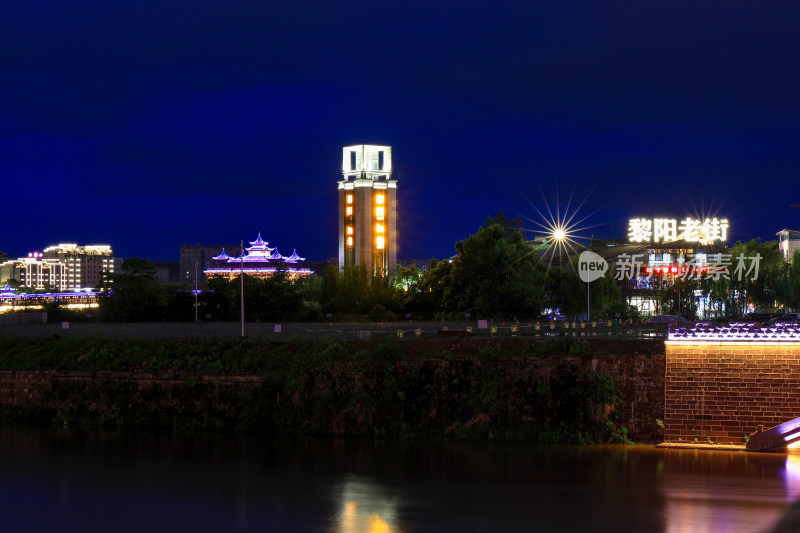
[0,253,67,290]
[777,229,800,264]
[607,240,729,317]
[204,233,313,281]
[338,145,397,278]
[42,244,117,289]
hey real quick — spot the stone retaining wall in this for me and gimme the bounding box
[0,351,666,441]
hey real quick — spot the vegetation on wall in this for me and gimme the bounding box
[0,337,630,444]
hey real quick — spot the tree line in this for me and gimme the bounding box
[43,212,800,322]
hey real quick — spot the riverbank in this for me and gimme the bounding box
[0,336,665,442]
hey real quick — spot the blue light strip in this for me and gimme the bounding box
[0,290,101,301]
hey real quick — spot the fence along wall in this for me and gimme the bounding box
[0,320,667,340]
[665,341,800,444]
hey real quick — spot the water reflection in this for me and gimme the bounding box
[336,477,401,533]
[1,429,799,532]
[784,455,800,501]
[662,449,793,533]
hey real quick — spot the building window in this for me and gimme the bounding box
[376,236,385,249]
[346,206,353,216]
[375,206,384,220]
[347,226,353,235]
[376,224,384,233]
[346,194,353,204]
[375,194,384,205]
[347,236,353,247]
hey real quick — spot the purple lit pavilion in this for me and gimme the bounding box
[203,233,313,281]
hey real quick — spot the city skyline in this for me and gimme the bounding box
[3,2,799,261]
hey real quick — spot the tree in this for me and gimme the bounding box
[254,270,304,321]
[727,240,783,314]
[203,276,241,321]
[484,210,526,239]
[447,222,547,319]
[202,271,318,322]
[776,250,800,312]
[696,240,784,317]
[318,264,402,319]
[549,262,625,319]
[396,259,454,319]
[656,276,699,319]
[99,258,167,322]
[164,284,196,322]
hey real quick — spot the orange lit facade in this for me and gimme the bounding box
[665,340,800,444]
[338,145,397,278]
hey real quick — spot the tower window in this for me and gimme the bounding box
[346,206,353,216]
[347,226,353,235]
[346,194,353,204]
[346,236,353,247]
[376,224,384,233]
[376,236,385,249]
[375,194,384,205]
[375,206,384,220]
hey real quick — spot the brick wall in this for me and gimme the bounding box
[665,342,800,444]
[0,370,53,405]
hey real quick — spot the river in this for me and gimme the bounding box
[0,428,796,532]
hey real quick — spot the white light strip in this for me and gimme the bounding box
[668,322,800,343]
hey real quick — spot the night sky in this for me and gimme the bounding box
[3,2,799,262]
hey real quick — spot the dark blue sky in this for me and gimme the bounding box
[3,1,799,261]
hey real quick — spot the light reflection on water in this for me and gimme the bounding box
[0,429,798,533]
[336,477,401,533]
[661,450,797,533]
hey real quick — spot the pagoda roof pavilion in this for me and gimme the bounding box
[204,233,313,281]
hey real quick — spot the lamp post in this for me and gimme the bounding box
[550,227,584,316]
[194,261,198,323]
[240,239,245,338]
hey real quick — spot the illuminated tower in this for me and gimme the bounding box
[338,145,397,278]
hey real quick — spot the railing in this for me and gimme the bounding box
[0,319,669,340]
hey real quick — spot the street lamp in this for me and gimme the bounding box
[194,260,198,323]
[550,225,591,320]
[240,240,245,338]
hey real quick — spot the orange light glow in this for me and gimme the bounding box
[376,224,384,233]
[347,226,353,235]
[375,206,384,219]
[375,194,384,205]
[347,236,353,247]
[346,194,353,204]
[376,236,385,249]
[368,513,392,533]
[346,206,353,216]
